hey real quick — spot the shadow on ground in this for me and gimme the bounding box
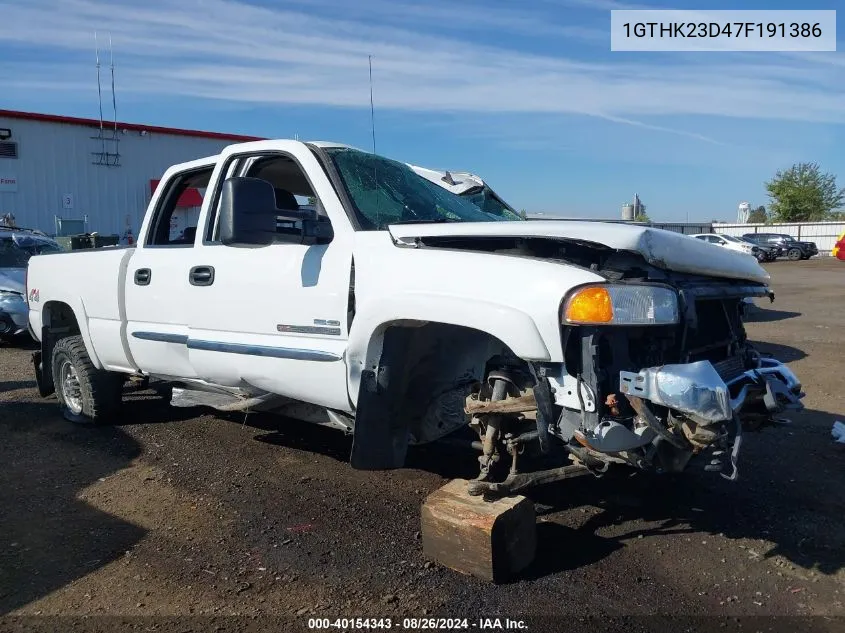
[211,391,844,581]
[249,413,481,480]
[749,340,808,362]
[0,337,38,351]
[0,380,36,394]
[745,306,803,323]
[521,406,845,579]
[0,399,147,614]
[250,413,353,463]
[231,401,845,582]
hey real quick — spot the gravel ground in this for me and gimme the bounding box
[1,259,844,632]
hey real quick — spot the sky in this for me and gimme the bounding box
[2,0,844,222]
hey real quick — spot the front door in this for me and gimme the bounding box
[185,143,354,412]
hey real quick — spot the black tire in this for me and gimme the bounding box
[787,248,802,261]
[754,251,766,262]
[51,335,124,424]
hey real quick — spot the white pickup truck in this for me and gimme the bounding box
[26,140,804,496]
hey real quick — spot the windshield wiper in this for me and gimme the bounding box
[388,218,460,225]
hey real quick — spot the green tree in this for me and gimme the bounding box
[748,205,767,223]
[635,211,650,223]
[765,162,845,222]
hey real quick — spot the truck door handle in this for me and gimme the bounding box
[134,268,151,286]
[189,265,215,286]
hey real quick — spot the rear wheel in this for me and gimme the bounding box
[51,335,124,424]
[754,251,766,262]
[787,248,802,261]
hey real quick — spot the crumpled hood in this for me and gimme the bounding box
[0,268,25,294]
[388,221,770,284]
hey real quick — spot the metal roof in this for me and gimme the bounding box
[0,109,264,142]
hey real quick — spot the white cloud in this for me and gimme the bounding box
[1,0,844,143]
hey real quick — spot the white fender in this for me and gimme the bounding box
[345,292,550,407]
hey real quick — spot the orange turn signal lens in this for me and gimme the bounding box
[564,286,613,324]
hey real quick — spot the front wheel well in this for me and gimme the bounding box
[350,321,525,470]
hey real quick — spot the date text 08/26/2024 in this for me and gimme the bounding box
[307,618,528,630]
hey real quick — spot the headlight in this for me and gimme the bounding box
[563,284,679,326]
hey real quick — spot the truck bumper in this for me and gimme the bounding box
[619,355,804,424]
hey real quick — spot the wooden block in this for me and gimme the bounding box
[421,478,536,583]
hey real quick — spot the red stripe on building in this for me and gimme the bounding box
[0,109,264,142]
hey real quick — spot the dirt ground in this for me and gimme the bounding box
[1,259,844,632]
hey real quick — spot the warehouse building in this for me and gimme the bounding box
[0,110,261,241]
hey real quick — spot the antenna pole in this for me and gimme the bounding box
[95,31,104,132]
[368,55,376,155]
[95,31,106,158]
[109,33,117,137]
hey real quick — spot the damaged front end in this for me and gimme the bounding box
[466,268,804,497]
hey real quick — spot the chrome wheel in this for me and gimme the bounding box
[59,359,83,415]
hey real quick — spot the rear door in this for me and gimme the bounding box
[184,142,355,412]
[124,159,215,378]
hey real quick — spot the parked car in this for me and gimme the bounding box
[0,227,62,341]
[26,140,803,498]
[833,230,845,261]
[742,233,818,261]
[691,233,775,262]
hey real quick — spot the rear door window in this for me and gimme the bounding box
[146,167,213,247]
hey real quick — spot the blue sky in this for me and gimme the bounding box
[2,0,844,221]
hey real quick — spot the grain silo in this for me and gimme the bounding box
[737,201,751,223]
[622,194,646,220]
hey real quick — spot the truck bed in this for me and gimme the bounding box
[28,247,136,372]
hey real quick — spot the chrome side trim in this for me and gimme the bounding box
[131,331,189,345]
[186,339,341,362]
[276,323,341,336]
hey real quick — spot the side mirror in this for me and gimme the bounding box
[219,177,278,246]
[218,177,332,246]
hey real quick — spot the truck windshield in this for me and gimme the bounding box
[0,236,62,267]
[324,148,513,230]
